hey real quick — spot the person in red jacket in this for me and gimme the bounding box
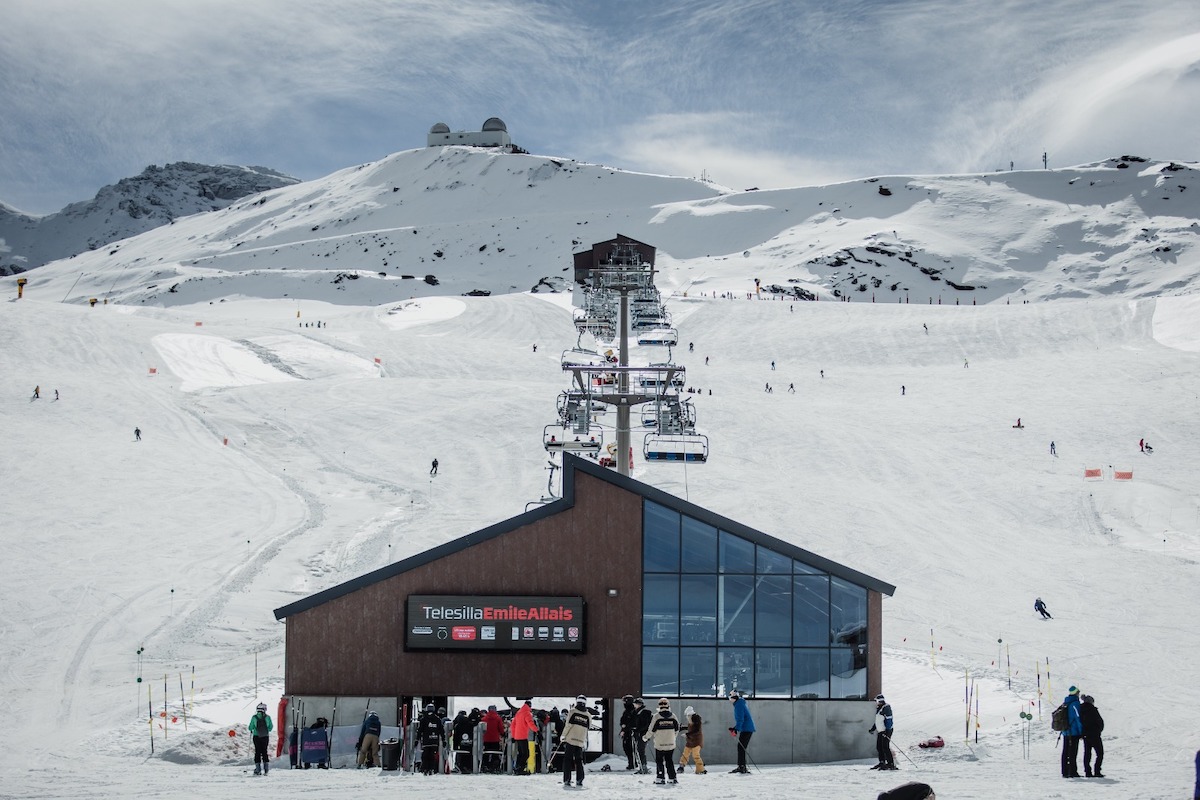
[481,705,504,773]
[511,700,538,775]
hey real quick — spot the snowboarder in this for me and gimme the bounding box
[679,705,706,774]
[1079,694,1105,778]
[869,694,896,770]
[134,427,141,442]
[901,385,906,396]
[429,458,438,475]
[1035,597,1052,619]
[250,702,273,775]
[1050,441,1056,455]
[1060,686,1084,778]
[728,690,755,773]
[356,709,382,768]
[560,695,596,788]
[644,698,680,785]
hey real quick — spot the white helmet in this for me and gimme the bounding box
[256,702,268,712]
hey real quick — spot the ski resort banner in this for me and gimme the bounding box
[405,595,585,652]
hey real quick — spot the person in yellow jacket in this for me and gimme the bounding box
[250,702,273,775]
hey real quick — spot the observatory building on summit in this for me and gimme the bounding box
[427,117,512,148]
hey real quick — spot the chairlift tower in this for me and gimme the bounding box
[586,243,655,477]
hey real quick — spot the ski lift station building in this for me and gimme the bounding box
[273,454,895,765]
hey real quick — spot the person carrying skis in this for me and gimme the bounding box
[1035,597,1052,619]
[1079,694,1105,778]
[560,695,597,788]
[644,698,680,785]
[869,694,896,770]
[728,690,755,773]
[678,704,706,774]
[416,703,446,775]
[1060,686,1084,778]
[357,709,382,769]
[619,694,638,769]
[250,702,273,775]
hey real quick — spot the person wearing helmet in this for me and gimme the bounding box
[559,695,598,788]
[250,702,273,775]
[869,694,895,770]
[357,709,382,769]
[728,690,755,773]
[645,698,681,785]
[417,703,446,775]
[631,697,652,774]
[619,695,638,770]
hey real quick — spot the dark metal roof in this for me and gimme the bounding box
[273,455,894,621]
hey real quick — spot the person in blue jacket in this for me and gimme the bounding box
[727,690,755,773]
[1061,686,1084,778]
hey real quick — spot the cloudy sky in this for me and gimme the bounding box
[2,0,1199,214]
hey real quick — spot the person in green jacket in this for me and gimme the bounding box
[250,702,273,775]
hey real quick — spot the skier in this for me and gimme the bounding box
[1035,597,1052,619]
[688,342,694,352]
[510,700,537,775]
[416,703,445,775]
[619,694,637,769]
[901,385,906,396]
[532,343,537,352]
[1050,441,1056,455]
[1060,686,1084,778]
[32,385,39,399]
[644,698,680,785]
[250,702,273,775]
[451,709,479,773]
[54,389,59,400]
[632,697,652,773]
[429,458,438,476]
[964,358,969,368]
[770,360,775,370]
[820,369,824,378]
[678,705,706,774]
[923,323,928,334]
[1139,438,1144,452]
[869,694,896,770]
[481,705,504,773]
[1079,694,1105,778]
[788,383,795,393]
[560,695,597,788]
[728,690,755,773]
[356,709,382,769]
[134,427,141,442]
[705,356,709,365]
[1013,418,1023,428]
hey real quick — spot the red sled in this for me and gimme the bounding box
[917,736,944,749]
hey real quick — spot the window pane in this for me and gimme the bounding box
[755,648,791,697]
[644,501,680,572]
[680,575,717,645]
[755,576,791,646]
[793,558,825,575]
[757,546,791,575]
[718,647,754,697]
[831,577,867,647]
[793,575,830,646]
[718,575,754,645]
[643,646,679,697]
[831,647,867,699]
[643,574,679,645]
[719,531,755,573]
[793,648,830,699]
[681,516,718,572]
[679,647,716,696]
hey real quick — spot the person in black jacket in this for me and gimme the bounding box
[619,695,637,770]
[451,709,479,773]
[1079,695,1105,778]
[632,697,653,774]
[416,703,446,775]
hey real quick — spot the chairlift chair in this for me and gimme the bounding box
[643,431,709,462]
[544,425,603,452]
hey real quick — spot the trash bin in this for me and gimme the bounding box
[381,738,401,771]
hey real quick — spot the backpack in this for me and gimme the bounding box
[1050,703,1069,732]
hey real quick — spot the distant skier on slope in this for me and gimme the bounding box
[430,458,438,476]
[1035,597,1052,619]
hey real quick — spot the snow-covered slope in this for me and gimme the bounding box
[9,149,1199,307]
[1,286,1198,798]
[0,162,298,274]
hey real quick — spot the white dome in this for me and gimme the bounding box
[481,117,507,133]
[429,122,450,134]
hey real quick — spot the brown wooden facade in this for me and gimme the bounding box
[572,234,656,285]
[274,455,894,701]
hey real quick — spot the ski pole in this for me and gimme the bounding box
[889,736,918,768]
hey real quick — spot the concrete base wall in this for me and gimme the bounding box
[614,698,878,766]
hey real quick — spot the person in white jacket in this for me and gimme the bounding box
[559,695,597,788]
[644,698,681,784]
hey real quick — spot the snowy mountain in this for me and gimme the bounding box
[11,148,1200,307]
[0,162,298,275]
[2,148,1200,799]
